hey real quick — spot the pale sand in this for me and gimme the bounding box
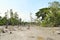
[0,26,60,40]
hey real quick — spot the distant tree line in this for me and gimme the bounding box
[0,9,22,26]
[0,9,37,26]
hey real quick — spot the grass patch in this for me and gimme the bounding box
[0,29,2,33]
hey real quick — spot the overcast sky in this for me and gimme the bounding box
[0,0,60,22]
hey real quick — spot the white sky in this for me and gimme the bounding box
[0,0,59,22]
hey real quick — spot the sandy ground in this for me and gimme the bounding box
[0,26,60,40]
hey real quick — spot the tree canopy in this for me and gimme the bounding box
[36,1,60,27]
[0,9,22,26]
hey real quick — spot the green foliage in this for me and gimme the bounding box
[0,17,7,25]
[9,18,19,25]
[36,8,50,20]
[0,9,22,26]
[14,12,18,19]
[36,1,60,27]
[2,17,7,25]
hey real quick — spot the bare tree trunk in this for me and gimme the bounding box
[5,20,8,29]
